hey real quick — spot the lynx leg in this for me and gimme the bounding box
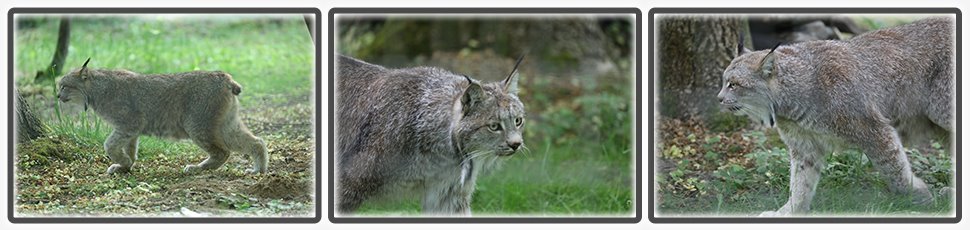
[336,166,383,215]
[225,129,268,174]
[105,131,137,174]
[761,128,825,217]
[126,137,139,164]
[852,125,933,204]
[183,138,231,173]
[422,176,475,215]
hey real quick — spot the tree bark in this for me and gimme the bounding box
[16,89,44,142]
[35,17,70,81]
[658,16,748,125]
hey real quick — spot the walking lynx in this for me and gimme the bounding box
[57,58,269,175]
[336,55,526,215]
[717,18,953,216]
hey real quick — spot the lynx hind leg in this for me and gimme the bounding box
[105,131,138,174]
[223,121,268,174]
[761,128,825,217]
[183,136,231,173]
[852,124,933,204]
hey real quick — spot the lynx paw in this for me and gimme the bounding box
[245,168,266,174]
[106,164,129,174]
[183,165,203,173]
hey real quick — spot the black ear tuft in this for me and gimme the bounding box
[81,57,91,69]
[759,43,782,78]
[80,57,92,80]
[503,54,524,94]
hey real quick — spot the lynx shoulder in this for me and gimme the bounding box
[336,55,526,215]
[717,18,953,216]
[57,58,268,174]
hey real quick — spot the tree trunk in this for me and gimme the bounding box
[658,16,748,126]
[16,89,44,142]
[34,17,70,81]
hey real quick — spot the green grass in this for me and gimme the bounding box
[16,16,314,102]
[354,142,634,216]
[14,16,314,217]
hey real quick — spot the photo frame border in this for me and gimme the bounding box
[328,7,643,224]
[6,7,323,224]
[647,7,962,224]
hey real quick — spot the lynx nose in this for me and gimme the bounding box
[507,141,521,151]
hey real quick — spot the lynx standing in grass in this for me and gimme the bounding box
[717,18,953,216]
[57,58,268,174]
[336,55,526,215]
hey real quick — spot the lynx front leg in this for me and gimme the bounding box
[423,178,475,216]
[104,131,138,174]
[761,129,825,217]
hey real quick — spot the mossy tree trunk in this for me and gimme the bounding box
[658,16,749,129]
[16,89,45,143]
[34,17,70,81]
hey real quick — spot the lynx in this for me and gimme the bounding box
[336,55,525,215]
[717,18,953,216]
[57,58,269,174]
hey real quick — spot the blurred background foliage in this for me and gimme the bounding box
[337,16,636,215]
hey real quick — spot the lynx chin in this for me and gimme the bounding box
[717,18,953,217]
[336,55,526,215]
[57,58,269,175]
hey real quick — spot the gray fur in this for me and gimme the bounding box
[717,18,953,216]
[336,55,525,216]
[57,61,268,174]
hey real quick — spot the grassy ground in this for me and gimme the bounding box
[14,15,314,217]
[655,118,955,217]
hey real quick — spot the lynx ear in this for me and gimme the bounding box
[737,33,751,56]
[503,55,524,95]
[80,57,91,80]
[760,43,781,78]
[462,75,486,115]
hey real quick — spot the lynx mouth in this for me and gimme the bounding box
[496,151,516,157]
[723,104,742,112]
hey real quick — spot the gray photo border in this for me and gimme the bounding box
[647,8,962,224]
[6,7,323,224]
[328,7,642,224]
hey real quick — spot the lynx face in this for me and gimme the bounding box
[453,64,526,169]
[457,82,525,158]
[718,49,778,127]
[57,64,91,104]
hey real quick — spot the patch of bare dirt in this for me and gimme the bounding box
[248,173,312,200]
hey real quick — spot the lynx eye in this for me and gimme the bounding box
[514,117,523,127]
[727,82,737,90]
[487,123,501,132]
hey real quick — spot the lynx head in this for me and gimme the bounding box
[57,58,93,108]
[453,56,526,164]
[717,37,780,127]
